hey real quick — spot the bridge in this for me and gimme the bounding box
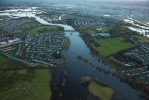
[64,30,76,32]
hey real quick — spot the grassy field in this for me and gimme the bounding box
[101,27,111,33]
[94,37,135,57]
[17,69,28,74]
[31,69,51,100]
[0,69,51,100]
[104,58,122,70]
[7,44,16,55]
[88,81,114,100]
[0,54,51,100]
[0,55,10,65]
[27,26,59,35]
[0,57,27,69]
[0,15,9,19]
[140,20,149,24]
[86,29,96,34]
[134,35,149,43]
[27,21,40,27]
[85,27,110,34]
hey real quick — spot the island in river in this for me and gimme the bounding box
[88,79,122,100]
[0,5,147,100]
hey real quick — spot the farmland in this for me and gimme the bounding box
[94,37,135,57]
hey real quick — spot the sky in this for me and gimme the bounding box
[1,0,148,2]
[0,0,148,5]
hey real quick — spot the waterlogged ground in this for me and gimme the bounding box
[0,8,145,100]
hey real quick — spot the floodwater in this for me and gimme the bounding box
[0,8,144,100]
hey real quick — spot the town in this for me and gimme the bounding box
[0,17,70,67]
[0,1,149,100]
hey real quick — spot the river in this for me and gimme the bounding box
[0,9,144,100]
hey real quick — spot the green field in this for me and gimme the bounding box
[0,69,51,100]
[7,44,16,55]
[27,21,40,27]
[17,69,28,74]
[135,35,149,43]
[88,81,114,100]
[0,54,51,100]
[86,29,96,34]
[104,58,122,70]
[27,26,60,35]
[0,15,9,19]
[85,27,110,34]
[0,55,10,65]
[140,20,149,24]
[101,27,111,33]
[0,57,27,69]
[94,37,135,57]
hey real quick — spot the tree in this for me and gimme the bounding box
[80,76,91,85]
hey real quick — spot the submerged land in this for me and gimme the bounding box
[0,0,149,100]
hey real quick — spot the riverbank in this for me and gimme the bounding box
[0,8,145,100]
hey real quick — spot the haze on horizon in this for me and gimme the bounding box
[0,0,149,8]
[0,0,148,4]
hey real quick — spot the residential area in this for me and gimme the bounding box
[24,31,69,65]
[0,17,69,67]
[108,36,149,84]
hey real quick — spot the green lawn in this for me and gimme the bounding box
[88,81,114,100]
[94,37,135,57]
[135,35,149,43]
[27,22,40,27]
[7,44,17,54]
[27,26,59,35]
[0,55,10,65]
[86,29,96,34]
[0,69,51,100]
[8,50,15,55]
[101,27,111,33]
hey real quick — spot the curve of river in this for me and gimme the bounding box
[0,10,144,100]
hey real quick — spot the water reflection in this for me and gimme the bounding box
[0,8,144,100]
